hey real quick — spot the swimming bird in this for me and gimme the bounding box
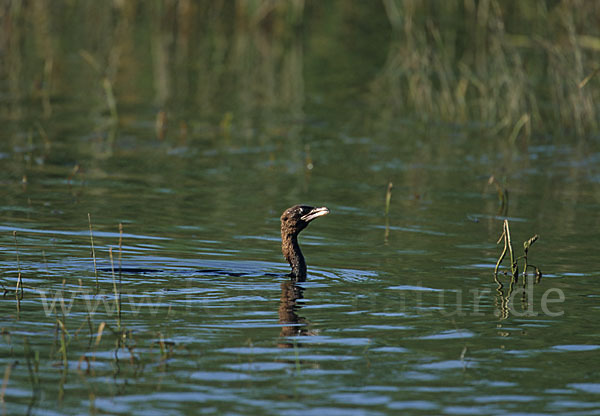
[280,205,329,281]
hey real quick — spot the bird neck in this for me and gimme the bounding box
[281,231,307,281]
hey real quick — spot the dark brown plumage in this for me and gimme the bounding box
[280,205,329,281]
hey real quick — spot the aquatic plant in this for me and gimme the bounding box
[487,175,508,217]
[374,0,600,138]
[494,219,541,282]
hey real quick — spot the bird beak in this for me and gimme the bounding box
[301,206,330,222]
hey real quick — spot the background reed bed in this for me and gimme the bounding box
[0,0,598,146]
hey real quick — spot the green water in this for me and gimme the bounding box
[1,2,600,415]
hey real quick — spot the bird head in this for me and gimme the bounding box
[280,205,329,235]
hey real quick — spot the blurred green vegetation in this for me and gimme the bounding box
[0,0,599,142]
[374,0,600,138]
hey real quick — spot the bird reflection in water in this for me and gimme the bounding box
[278,280,312,348]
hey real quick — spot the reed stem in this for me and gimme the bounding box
[109,248,121,327]
[13,231,23,302]
[88,214,99,291]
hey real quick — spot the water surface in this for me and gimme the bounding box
[1,2,600,415]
